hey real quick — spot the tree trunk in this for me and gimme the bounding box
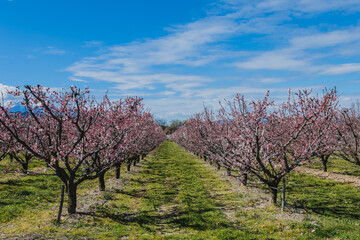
[99,172,106,191]
[127,161,131,171]
[67,182,77,214]
[269,187,278,204]
[226,168,231,176]
[20,162,28,174]
[217,163,221,170]
[115,163,121,179]
[241,172,248,186]
[57,185,65,224]
[321,154,330,172]
[268,180,281,204]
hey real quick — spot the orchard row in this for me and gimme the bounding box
[0,85,166,214]
[171,89,360,203]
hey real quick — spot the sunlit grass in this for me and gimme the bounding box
[307,156,360,177]
[1,142,360,239]
[0,174,61,223]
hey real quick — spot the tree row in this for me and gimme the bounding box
[171,89,360,203]
[0,85,166,214]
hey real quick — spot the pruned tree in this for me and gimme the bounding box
[335,109,360,166]
[0,85,166,213]
[172,89,338,204]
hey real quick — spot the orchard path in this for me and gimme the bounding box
[1,141,326,239]
[296,166,360,188]
[107,140,245,238]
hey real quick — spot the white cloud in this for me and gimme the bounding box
[221,0,360,14]
[234,27,360,73]
[0,83,17,106]
[257,77,286,84]
[321,63,360,75]
[234,50,311,71]
[339,95,360,109]
[65,0,360,119]
[144,84,326,120]
[69,77,88,83]
[30,46,67,56]
[84,41,104,47]
[289,28,360,50]
[44,46,66,55]
[294,0,360,13]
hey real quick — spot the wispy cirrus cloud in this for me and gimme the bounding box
[29,46,67,56]
[84,40,104,48]
[69,77,88,83]
[220,0,360,14]
[66,0,360,119]
[43,46,66,55]
[144,84,326,119]
[234,49,312,71]
[234,27,360,74]
[321,63,360,75]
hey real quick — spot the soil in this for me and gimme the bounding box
[197,156,307,222]
[296,166,360,188]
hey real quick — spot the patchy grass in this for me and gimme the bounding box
[1,142,360,239]
[307,156,360,177]
[0,155,50,179]
[0,174,61,223]
[284,171,360,239]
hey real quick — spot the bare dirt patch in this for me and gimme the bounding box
[199,158,307,223]
[296,166,360,188]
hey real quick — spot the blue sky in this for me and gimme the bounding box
[1,0,360,120]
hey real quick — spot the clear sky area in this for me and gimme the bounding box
[1,0,360,120]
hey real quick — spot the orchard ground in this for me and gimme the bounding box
[1,141,360,239]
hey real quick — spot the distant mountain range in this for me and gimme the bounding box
[10,104,26,113]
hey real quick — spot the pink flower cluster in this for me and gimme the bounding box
[171,89,343,203]
[0,85,166,213]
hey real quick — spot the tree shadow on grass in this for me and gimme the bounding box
[0,179,20,186]
[115,188,149,199]
[291,201,360,220]
[287,174,360,220]
[96,204,233,232]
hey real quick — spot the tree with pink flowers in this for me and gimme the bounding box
[172,89,338,204]
[0,85,165,214]
[335,108,360,166]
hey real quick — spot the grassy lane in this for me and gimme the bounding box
[0,141,246,239]
[93,141,245,239]
[307,157,360,177]
[1,141,360,239]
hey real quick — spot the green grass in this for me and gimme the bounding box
[0,156,61,223]
[307,156,360,177]
[283,172,360,239]
[0,174,61,223]
[1,141,360,239]
[0,155,49,175]
[287,172,360,219]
